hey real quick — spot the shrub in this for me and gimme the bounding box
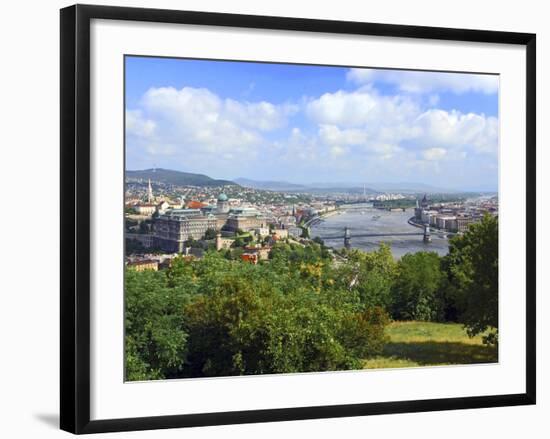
[126,250,390,380]
[183,274,388,377]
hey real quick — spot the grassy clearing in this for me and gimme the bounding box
[364,321,498,369]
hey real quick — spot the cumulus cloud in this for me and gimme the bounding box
[126,80,498,186]
[126,86,298,171]
[318,125,368,146]
[347,68,499,95]
[415,109,498,154]
[126,110,156,137]
[423,147,447,161]
[307,89,419,129]
[306,88,497,165]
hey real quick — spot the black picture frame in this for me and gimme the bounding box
[60,4,536,434]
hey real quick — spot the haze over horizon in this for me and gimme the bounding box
[126,168,496,193]
[126,57,499,192]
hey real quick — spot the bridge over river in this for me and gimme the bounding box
[317,224,457,249]
[309,207,454,257]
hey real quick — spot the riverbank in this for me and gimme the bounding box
[408,216,424,229]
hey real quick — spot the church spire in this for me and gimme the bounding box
[147,178,153,204]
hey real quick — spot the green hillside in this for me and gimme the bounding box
[126,168,236,187]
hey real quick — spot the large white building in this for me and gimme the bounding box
[224,207,268,232]
[154,209,217,253]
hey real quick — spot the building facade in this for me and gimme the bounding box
[127,259,158,272]
[154,209,217,253]
[436,215,457,231]
[132,203,156,216]
[224,208,267,232]
[126,233,154,248]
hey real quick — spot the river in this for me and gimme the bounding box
[310,204,449,258]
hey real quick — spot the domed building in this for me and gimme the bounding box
[217,193,229,213]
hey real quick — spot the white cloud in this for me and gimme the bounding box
[307,90,377,127]
[422,147,447,161]
[126,110,155,137]
[415,109,498,154]
[126,86,299,172]
[318,124,368,146]
[347,68,499,95]
[304,88,497,166]
[307,89,419,129]
[126,82,498,187]
[329,145,347,157]
[224,98,298,131]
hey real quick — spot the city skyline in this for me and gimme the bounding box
[126,57,499,192]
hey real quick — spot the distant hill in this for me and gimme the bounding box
[126,169,236,187]
[363,182,458,194]
[306,181,456,193]
[235,178,381,194]
[233,178,470,194]
[234,178,308,191]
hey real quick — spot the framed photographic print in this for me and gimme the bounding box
[60,4,536,434]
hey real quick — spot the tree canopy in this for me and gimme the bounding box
[443,214,499,344]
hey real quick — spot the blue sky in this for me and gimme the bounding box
[126,56,499,191]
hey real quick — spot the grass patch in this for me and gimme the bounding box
[364,321,498,369]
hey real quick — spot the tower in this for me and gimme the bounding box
[147,178,153,204]
[344,227,351,250]
[423,224,432,243]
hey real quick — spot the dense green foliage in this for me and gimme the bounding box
[443,214,499,344]
[336,245,397,310]
[391,252,444,321]
[125,215,499,380]
[125,269,191,380]
[204,228,218,240]
[126,243,389,380]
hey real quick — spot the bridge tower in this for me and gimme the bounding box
[423,224,432,243]
[344,227,351,249]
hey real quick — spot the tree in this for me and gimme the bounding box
[312,236,325,246]
[335,244,397,311]
[391,251,444,321]
[125,268,193,380]
[444,214,498,344]
[183,271,388,377]
[184,237,200,248]
[125,246,390,380]
[204,228,217,240]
